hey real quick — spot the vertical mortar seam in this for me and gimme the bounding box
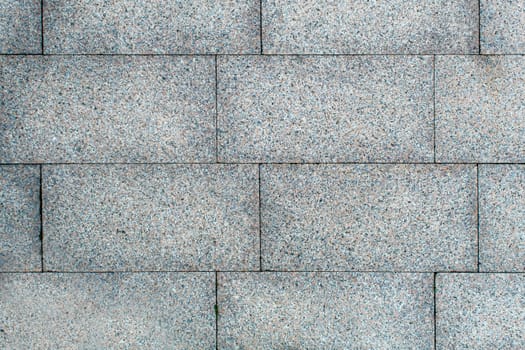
[476,164,480,271]
[40,0,44,54]
[215,271,218,350]
[432,55,436,163]
[433,272,437,350]
[259,0,263,54]
[478,0,481,54]
[39,165,44,272]
[258,164,262,271]
[214,55,219,163]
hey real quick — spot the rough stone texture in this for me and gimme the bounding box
[218,55,433,163]
[0,166,40,272]
[44,0,260,54]
[43,164,259,271]
[0,56,215,163]
[479,165,525,272]
[437,273,525,349]
[262,0,479,54]
[261,164,477,271]
[481,0,525,53]
[0,272,215,349]
[0,0,41,53]
[218,272,434,349]
[436,55,525,163]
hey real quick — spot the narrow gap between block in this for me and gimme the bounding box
[433,273,437,350]
[39,165,44,272]
[259,0,263,54]
[40,0,44,54]
[478,0,481,54]
[215,271,219,350]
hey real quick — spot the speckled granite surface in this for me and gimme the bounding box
[437,273,525,349]
[1,1,524,349]
[0,166,40,271]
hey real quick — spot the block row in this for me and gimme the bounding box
[2,164,524,272]
[1,272,523,349]
[2,55,525,163]
[2,1,525,54]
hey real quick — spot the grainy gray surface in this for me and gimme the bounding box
[0,56,215,163]
[262,0,479,54]
[0,0,41,53]
[436,55,525,163]
[218,55,434,163]
[44,0,260,54]
[481,0,525,53]
[261,164,477,271]
[43,164,259,271]
[218,272,434,349]
[437,273,525,349]
[0,166,40,272]
[0,272,215,349]
[479,165,525,272]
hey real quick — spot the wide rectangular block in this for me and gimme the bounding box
[0,56,215,163]
[0,166,40,271]
[0,272,215,349]
[218,272,434,349]
[481,0,525,53]
[437,273,525,349]
[480,165,525,272]
[43,164,259,271]
[261,164,477,271]
[0,0,41,53]
[44,0,260,54]
[262,0,478,54]
[436,56,525,163]
[218,56,433,163]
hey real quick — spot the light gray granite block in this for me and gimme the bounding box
[436,55,525,163]
[218,55,433,163]
[218,272,434,349]
[43,164,259,271]
[0,56,215,163]
[0,0,41,53]
[44,0,260,54]
[479,165,525,272]
[261,164,477,271]
[481,0,525,53]
[262,0,478,54]
[437,273,525,349]
[0,166,40,271]
[0,272,215,349]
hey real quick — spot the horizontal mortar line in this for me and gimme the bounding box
[2,270,523,274]
[3,162,523,166]
[1,53,525,57]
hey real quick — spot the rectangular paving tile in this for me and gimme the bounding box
[0,56,215,163]
[0,166,40,272]
[218,272,434,349]
[436,55,525,163]
[479,165,525,272]
[481,0,525,53]
[0,0,41,53]
[261,164,477,271]
[43,164,259,271]
[0,272,215,349]
[44,0,260,54]
[262,0,478,54]
[218,55,433,163]
[437,273,525,349]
